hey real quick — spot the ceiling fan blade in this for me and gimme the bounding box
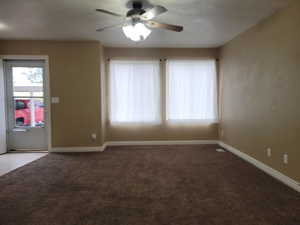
[141,5,167,20]
[146,21,183,32]
[96,24,122,32]
[96,9,123,17]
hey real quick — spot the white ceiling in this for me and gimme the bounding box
[0,0,291,47]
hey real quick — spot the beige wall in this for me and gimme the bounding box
[104,47,219,59]
[99,44,107,144]
[104,47,219,141]
[0,42,219,147]
[0,40,103,147]
[219,1,300,181]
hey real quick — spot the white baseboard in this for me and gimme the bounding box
[51,146,105,153]
[219,141,300,193]
[105,140,218,146]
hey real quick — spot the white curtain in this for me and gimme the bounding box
[109,60,160,124]
[166,59,218,123]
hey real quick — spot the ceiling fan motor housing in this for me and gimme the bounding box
[126,1,146,17]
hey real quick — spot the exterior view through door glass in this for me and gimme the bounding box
[13,67,44,128]
[5,60,48,150]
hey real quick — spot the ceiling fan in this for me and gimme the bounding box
[96,1,183,42]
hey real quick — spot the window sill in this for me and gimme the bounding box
[109,121,162,127]
[166,119,219,125]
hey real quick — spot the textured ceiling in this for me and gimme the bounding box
[0,0,291,47]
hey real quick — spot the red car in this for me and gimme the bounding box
[15,99,44,127]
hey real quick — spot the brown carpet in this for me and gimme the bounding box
[0,145,299,225]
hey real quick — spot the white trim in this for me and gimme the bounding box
[0,55,52,151]
[0,55,49,60]
[44,57,52,151]
[0,59,7,154]
[51,146,105,153]
[105,140,218,146]
[219,141,300,193]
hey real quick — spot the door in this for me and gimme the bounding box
[4,60,48,150]
[0,60,6,154]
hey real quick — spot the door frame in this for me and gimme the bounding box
[0,55,52,151]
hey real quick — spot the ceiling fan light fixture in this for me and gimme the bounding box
[122,22,151,42]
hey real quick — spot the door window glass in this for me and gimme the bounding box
[12,67,44,127]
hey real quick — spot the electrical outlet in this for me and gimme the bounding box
[91,133,97,141]
[283,153,288,164]
[267,148,272,157]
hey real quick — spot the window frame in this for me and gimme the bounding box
[165,58,219,124]
[108,59,162,125]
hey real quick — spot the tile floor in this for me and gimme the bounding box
[0,152,47,176]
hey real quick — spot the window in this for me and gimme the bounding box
[12,67,45,127]
[166,59,218,122]
[109,60,160,124]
